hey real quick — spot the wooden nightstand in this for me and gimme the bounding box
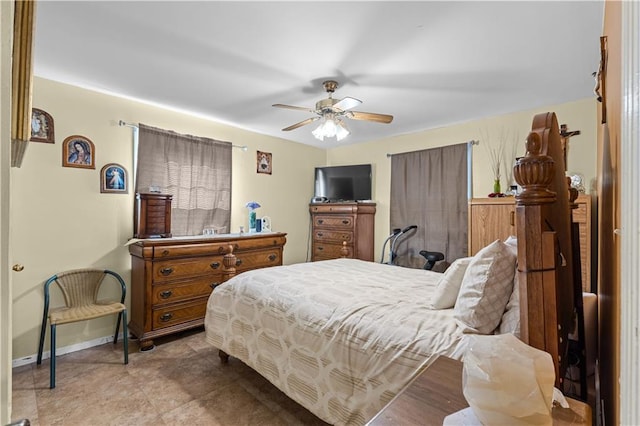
[367,356,592,425]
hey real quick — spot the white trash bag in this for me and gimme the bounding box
[461,334,556,425]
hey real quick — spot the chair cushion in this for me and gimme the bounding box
[49,301,126,325]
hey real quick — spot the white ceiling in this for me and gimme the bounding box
[33,1,604,148]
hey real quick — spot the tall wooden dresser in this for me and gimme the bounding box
[128,232,287,349]
[468,194,593,291]
[309,202,376,261]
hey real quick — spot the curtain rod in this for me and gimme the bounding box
[118,120,248,151]
[386,139,479,158]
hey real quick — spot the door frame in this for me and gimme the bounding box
[1,1,15,422]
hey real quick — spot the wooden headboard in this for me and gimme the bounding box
[514,112,577,388]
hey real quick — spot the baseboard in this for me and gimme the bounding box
[12,332,128,368]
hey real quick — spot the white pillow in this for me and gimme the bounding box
[498,270,520,337]
[453,240,517,334]
[429,257,473,309]
[504,235,517,256]
[498,235,520,337]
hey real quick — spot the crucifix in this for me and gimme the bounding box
[560,124,581,171]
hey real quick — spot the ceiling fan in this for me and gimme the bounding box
[272,80,393,141]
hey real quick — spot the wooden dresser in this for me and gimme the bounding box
[309,202,375,261]
[468,194,593,291]
[128,232,287,350]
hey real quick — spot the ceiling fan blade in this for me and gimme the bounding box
[282,117,320,131]
[348,111,394,124]
[272,103,315,113]
[333,96,362,111]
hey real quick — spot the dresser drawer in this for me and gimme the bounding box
[314,229,353,243]
[310,204,358,214]
[153,243,229,259]
[314,215,354,229]
[151,276,221,305]
[313,243,352,259]
[152,255,225,282]
[152,299,207,330]
[236,248,282,272]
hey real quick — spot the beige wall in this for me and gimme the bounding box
[10,77,597,361]
[327,98,597,261]
[11,77,325,360]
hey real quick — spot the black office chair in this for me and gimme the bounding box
[419,250,444,270]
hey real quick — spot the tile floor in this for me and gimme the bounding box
[12,329,597,425]
[11,329,328,426]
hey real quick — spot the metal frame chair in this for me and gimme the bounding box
[36,268,128,388]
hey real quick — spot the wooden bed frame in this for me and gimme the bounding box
[216,111,578,390]
[513,111,578,388]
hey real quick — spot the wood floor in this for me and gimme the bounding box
[11,329,329,426]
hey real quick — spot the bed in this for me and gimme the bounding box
[204,112,578,425]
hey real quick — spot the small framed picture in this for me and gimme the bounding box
[100,163,128,193]
[62,135,95,169]
[257,150,272,175]
[30,108,55,143]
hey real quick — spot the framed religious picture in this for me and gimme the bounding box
[62,135,95,169]
[30,108,55,143]
[256,150,272,175]
[100,163,128,193]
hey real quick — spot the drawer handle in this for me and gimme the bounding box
[317,232,323,237]
[159,267,173,276]
[159,290,172,299]
[342,220,349,224]
[318,246,323,251]
[268,254,276,261]
[318,219,324,224]
[160,313,173,322]
[210,262,220,269]
[235,259,243,266]
[162,250,170,256]
[210,282,221,290]
[510,211,515,227]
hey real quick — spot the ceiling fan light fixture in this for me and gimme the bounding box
[312,123,326,141]
[312,117,350,142]
[274,80,392,142]
[335,120,350,141]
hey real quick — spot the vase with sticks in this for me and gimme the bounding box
[482,127,520,197]
[503,132,521,196]
[483,130,505,196]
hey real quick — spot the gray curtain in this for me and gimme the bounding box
[135,124,232,236]
[390,143,468,269]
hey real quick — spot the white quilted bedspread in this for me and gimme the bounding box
[205,258,467,425]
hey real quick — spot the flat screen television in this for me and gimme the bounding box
[314,164,372,202]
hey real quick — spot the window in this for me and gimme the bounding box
[135,124,232,236]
